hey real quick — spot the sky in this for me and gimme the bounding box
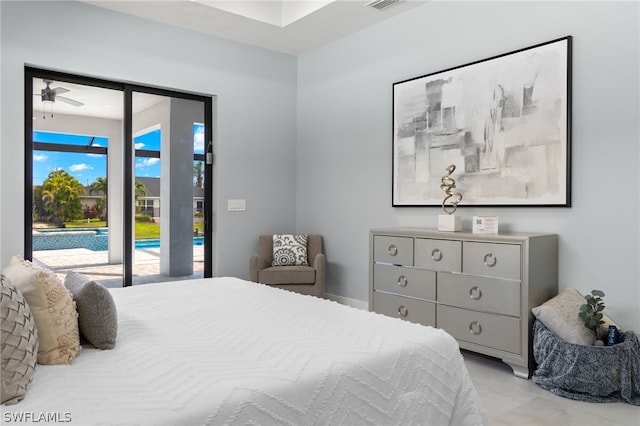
[33,124,204,186]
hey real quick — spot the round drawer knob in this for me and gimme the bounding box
[388,244,398,256]
[469,321,482,335]
[398,305,408,318]
[397,275,408,287]
[431,248,442,261]
[483,253,497,267]
[469,286,482,300]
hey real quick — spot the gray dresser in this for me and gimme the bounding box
[369,227,558,378]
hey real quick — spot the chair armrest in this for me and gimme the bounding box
[250,255,269,282]
[312,253,326,296]
[312,253,325,270]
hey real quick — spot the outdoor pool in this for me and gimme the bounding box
[135,237,204,250]
[33,228,203,251]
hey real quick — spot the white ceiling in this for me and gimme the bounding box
[82,0,429,55]
[32,78,163,120]
[33,0,428,119]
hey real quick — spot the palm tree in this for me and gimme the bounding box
[90,176,108,221]
[193,161,204,189]
[90,176,107,194]
[41,169,85,223]
[135,179,148,214]
[32,184,47,222]
[88,176,148,218]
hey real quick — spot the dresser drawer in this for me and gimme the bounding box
[438,305,521,354]
[373,292,436,327]
[374,264,435,301]
[438,273,521,317]
[414,238,461,272]
[374,236,413,265]
[462,242,520,280]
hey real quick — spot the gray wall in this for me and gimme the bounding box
[2,1,638,331]
[297,1,639,330]
[0,1,298,278]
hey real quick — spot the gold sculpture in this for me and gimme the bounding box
[440,164,463,214]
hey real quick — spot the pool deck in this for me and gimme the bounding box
[34,246,204,288]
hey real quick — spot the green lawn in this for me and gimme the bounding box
[65,219,106,228]
[134,221,161,239]
[55,219,203,240]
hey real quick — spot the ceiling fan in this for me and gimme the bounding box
[36,79,84,107]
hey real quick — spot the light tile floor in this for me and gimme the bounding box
[463,350,640,425]
[33,246,204,287]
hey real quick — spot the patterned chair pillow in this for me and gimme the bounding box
[272,234,309,266]
[2,256,81,364]
[1,274,38,405]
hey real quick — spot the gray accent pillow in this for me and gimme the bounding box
[1,274,38,405]
[272,234,309,266]
[64,273,117,350]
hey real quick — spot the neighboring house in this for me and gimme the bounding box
[135,177,161,219]
[80,177,204,223]
[134,177,204,223]
[80,188,103,210]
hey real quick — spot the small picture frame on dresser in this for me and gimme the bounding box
[473,216,498,234]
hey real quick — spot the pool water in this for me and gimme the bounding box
[33,228,204,251]
[136,237,204,249]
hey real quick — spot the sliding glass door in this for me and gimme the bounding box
[25,67,213,287]
[129,92,206,285]
[28,75,126,287]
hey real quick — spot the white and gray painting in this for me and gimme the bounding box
[393,38,569,206]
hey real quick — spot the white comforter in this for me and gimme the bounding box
[3,277,486,425]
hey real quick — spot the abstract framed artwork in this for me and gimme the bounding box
[392,36,572,207]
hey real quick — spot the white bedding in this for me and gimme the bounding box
[3,277,486,425]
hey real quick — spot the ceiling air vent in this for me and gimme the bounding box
[366,0,402,11]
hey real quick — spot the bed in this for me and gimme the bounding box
[2,276,487,425]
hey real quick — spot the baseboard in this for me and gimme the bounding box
[325,293,369,311]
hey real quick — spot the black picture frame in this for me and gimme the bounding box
[392,36,572,207]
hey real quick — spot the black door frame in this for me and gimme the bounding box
[24,67,214,285]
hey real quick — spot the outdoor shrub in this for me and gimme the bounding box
[135,214,152,223]
[84,205,100,219]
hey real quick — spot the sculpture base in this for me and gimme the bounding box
[438,214,461,232]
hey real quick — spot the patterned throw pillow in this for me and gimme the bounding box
[272,234,309,266]
[1,274,38,405]
[65,272,117,350]
[2,256,81,365]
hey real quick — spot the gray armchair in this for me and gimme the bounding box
[250,234,325,298]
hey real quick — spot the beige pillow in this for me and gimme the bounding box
[1,275,38,405]
[2,256,81,364]
[532,288,615,346]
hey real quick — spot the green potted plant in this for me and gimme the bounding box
[578,289,606,344]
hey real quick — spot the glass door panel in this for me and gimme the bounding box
[30,76,124,288]
[131,92,205,285]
